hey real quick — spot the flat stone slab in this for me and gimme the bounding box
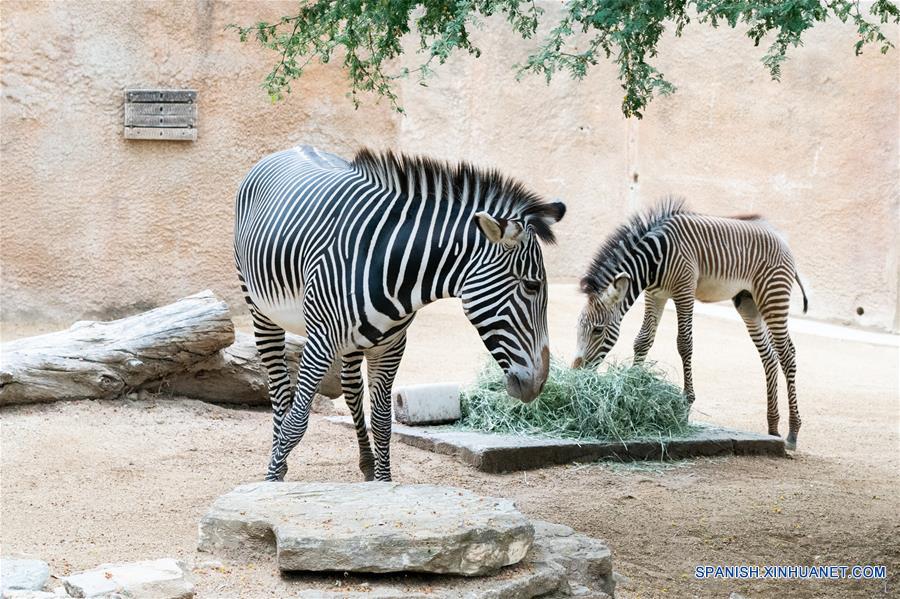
[288,519,614,598]
[198,482,533,576]
[1,558,50,593]
[325,417,785,472]
[61,558,193,598]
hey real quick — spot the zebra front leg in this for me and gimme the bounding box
[267,336,337,481]
[766,314,801,450]
[673,294,696,405]
[733,291,781,437]
[365,332,407,482]
[341,351,376,481]
[633,294,666,363]
[250,311,292,463]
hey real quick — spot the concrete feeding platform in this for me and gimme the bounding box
[325,417,785,472]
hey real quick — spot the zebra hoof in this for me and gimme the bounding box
[785,432,798,451]
[360,461,376,482]
[265,464,288,482]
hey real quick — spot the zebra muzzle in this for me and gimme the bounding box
[511,346,550,403]
[506,370,543,404]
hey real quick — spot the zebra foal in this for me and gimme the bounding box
[573,199,808,449]
[235,146,565,482]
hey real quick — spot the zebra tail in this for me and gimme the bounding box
[795,272,809,314]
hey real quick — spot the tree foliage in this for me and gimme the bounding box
[232,1,900,118]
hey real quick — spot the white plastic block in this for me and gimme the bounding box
[392,383,462,425]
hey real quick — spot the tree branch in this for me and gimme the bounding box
[230,0,900,118]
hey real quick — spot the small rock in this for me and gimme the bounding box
[613,571,632,589]
[191,559,223,571]
[531,521,615,597]
[198,482,533,576]
[62,558,193,598]
[0,558,50,593]
[310,394,336,415]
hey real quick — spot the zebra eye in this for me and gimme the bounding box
[522,279,542,295]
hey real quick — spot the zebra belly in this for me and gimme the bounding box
[248,290,308,336]
[695,277,751,303]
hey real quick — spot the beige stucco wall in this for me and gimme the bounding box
[2,1,898,330]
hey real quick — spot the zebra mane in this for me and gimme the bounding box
[582,197,688,294]
[352,148,564,243]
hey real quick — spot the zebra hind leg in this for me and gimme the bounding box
[763,309,801,450]
[733,291,781,438]
[250,310,293,479]
[267,335,337,481]
[365,332,407,482]
[341,351,376,481]
[673,294,697,406]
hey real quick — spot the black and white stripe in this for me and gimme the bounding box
[235,146,565,481]
[573,199,807,449]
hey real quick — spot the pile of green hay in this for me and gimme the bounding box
[458,358,694,443]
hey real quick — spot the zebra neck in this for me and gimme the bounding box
[377,190,488,315]
[620,237,666,304]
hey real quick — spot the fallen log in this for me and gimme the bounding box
[163,331,343,404]
[0,291,234,406]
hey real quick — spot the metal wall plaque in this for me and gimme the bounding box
[124,89,197,141]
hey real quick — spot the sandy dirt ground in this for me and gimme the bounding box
[2,285,898,598]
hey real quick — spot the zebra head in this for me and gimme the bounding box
[461,202,566,403]
[572,273,631,369]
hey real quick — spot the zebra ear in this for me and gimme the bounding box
[606,273,630,303]
[542,201,566,224]
[551,201,566,222]
[475,212,524,246]
[524,200,566,244]
[580,276,600,294]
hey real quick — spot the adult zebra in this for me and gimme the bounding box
[573,199,807,449]
[235,145,565,481]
